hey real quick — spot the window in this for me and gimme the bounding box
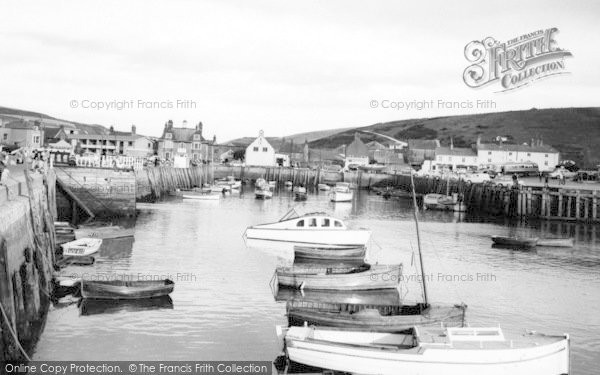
[194,134,200,140]
[545,154,548,157]
[165,133,172,139]
[165,152,171,159]
[488,158,492,162]
[544,161,548,166]
[253,147,259,152]
[334,220,343,228]
[262,147,268,152]
[128,141,133,146]
[309,218,317,227]
[488,151,492,155]
[527,153,531,156]
[148,143,151,148]
[33,135,40,144]
[3,133,7,140]
[322,218,330,227]
[461,158,466,163]
[296,220,304,227]
[193,143,200,149]
[509,152,512,156]
[179,142,185,149]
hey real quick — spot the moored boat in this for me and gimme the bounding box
[293,245,366,263]
[317,184,331,191]
[61,238,102,256]
[74,226,134,240]
[491,235,538,249]
[275,288,401,306]
[276,263,401,290]
[287,303,467,331]
[423,193,466,212]
[294,191,307,201]
[81,279,175,300]
[245,208,371,246]
[280,325,570,375]
[330,182,353,202]
[255,187,273,199]
[182,192,221,200]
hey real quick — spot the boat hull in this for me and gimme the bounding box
[81,279,175,300]
[330,191,353,202]
[285,328,569,375]
[277,264,401,290]
[61,238,102,256]
[293,245,366,262]
[287,304,466,331]
[492,236,538,248]
[74,227,134,240]
[182,193,221,200]
[245,228,370,246]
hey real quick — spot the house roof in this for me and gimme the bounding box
[161,127,205,142]
[408,139,440,150]
[365,141,387,150]
[69,133,145,141]
[478,143,558,153]
[346,133,369,157]
[435,147,477,157]
[4,119,39,130]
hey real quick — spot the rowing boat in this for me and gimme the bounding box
[80,296,174,315]
[182,192,221,200]
[293,245,366,263]
[81,279,175,300]
[74,226,134,240]
[491,235,538,249]
[276,263,401,290]
[61,238,102,256]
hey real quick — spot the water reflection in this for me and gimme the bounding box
[79,296,173,316]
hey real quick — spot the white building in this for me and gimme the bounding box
[434,146,479,171]
[476,140,559,172]
[245,130,275,166]
[344,133,369,169]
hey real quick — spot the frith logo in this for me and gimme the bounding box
[463,28,573,92]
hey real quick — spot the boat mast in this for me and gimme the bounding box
[410,173,429,306]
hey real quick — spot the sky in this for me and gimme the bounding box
[1,0,599,142]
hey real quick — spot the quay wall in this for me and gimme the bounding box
[54,167,136,220]
[0,169,57,360]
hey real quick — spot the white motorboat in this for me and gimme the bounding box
[244,208,370,245]
[280,325,570,375]
[182,192,221,200]
[284,181,293,187]
[294,186,307,193]
[423,193,466,212]
[330,183,353,202]
[74,226,134,240]
[255,178,267,188]
[61,238,103,256]
[317,183,331,191]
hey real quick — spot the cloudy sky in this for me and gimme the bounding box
[1,0,599,141]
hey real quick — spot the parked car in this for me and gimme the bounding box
[463,172,492,184]
[549,168,577,179]
[493,175,524,187]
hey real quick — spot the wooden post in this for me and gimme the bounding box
[558,190,563,218]
[575,192,581,220]
[584,195,590,221]
[0,237,20,360]
[593,191,598,221]
[567,196,572,219]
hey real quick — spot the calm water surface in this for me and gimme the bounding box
[34,188,600,374]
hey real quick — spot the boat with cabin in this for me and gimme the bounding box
[330,182,353,202]
[491,235,538,249]
[244,208,371,245]
[279,325,570,375]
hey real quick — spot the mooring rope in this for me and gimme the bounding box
[0,300,32,361]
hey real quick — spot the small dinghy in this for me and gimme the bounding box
[74,226,134,240]
[293,245,366,263]
[81,279,175,300]
[56,255,95,267]
[537,237,574,247]
[61,238,102,256]
[80,296,173,315]
[276,263,401,290]
[182,192,221,200]
[491,235,538,249]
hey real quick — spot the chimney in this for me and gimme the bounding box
[168,120,173,130]
[476,135,481,148]
[109,125,114,134]
[196,122,203,134]
[450,137,454,150]
[131,125,136,135]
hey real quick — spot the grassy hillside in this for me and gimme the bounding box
[309,107,600,167]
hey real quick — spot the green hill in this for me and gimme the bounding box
[308,107,600,167]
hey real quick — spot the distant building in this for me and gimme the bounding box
[476,138,559,172]
[274,153,291,167]
[70,125,154,157]
[1,119,44,149]
[407,139,440,166]
[434,145,478,171]
[344,133,369,169]
[213,142,245,163]
[245,130,275,166]
[157,120,214,165]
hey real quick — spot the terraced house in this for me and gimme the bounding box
[0,119,44,148]
[157,120,215,165]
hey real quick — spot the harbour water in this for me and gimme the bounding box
[34,188,600,374]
